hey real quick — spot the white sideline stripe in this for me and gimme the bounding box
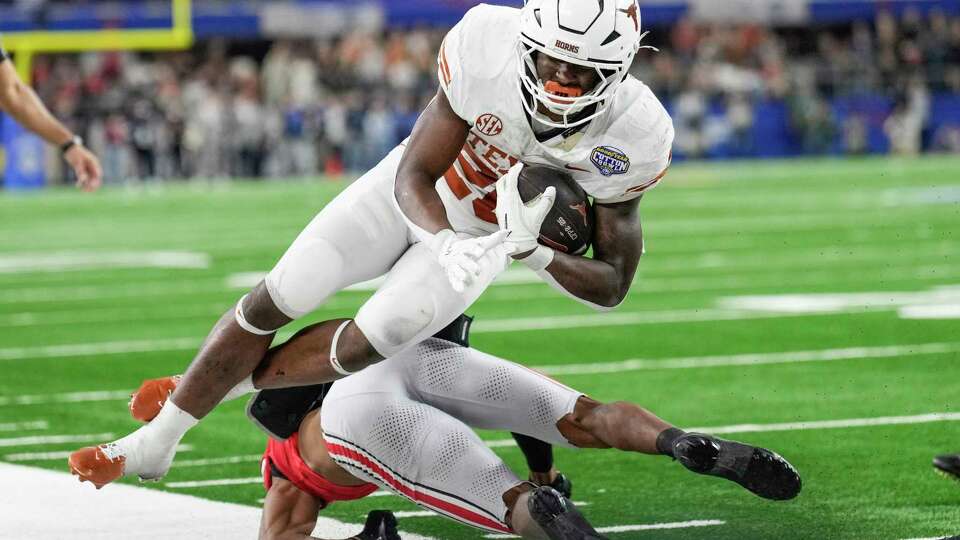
[0,421,48,432]
[165,477,263,488]
[367,490,396,497]
[0,462,438,540]
[0,389,132,405]
[171,454,262,468]
[685,412,960,435]
[535,342,960,376]
[485,519,726,538]
[0,251,210,273]
[0,432,115,448]
[484,411,960,449]
[4,444,193,463]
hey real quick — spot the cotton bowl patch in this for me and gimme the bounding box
[591,146,630,176]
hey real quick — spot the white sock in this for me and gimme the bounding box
[222,375,256,402]
[102,400,199,477]
[149,399,199,441]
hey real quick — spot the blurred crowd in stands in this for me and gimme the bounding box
[27,8,960,183]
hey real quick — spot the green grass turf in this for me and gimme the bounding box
[1,155,960,538]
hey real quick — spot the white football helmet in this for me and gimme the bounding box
[517,0,648,128]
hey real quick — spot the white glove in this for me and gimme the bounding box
[427,229,510,292]
[495,163,556,256]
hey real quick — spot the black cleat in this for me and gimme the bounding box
[356,510,400,540]
[673,433,801,501]
[527,486,608,540]
[549,472,573,499]
[933,454,960,481]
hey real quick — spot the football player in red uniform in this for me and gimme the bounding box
[73,317,801,540]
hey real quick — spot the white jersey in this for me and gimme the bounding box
[435,4,674,234]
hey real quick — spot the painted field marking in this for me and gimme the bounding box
[470,309,817,334]
[0,421,48,432]
[0,390,132,406]
[165,477,262,488]
[684,412,960,435]
[4,341,953,408]
[8,260,960,330]
[719,285,960,314]
[393,511,438,518]
[0,338,200,361]
[4,444,193,463]
[536,342,960,376]
[0,432,115,448]
[484,519,726,538]
[171,454,262,468]
[0,309,846,361]
[483,411,960,450]
[899,304,960,320]
[0,251,210,273]
[0,462,439,540]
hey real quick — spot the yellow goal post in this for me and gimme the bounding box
[3,0,193,84]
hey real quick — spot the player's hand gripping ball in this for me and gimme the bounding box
[516,165,594,256]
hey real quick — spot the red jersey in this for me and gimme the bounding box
[261,432,378,508]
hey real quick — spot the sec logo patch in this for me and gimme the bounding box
[476,113,504,136]
[590,146,630,176]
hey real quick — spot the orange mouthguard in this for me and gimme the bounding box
[544,81,583,100]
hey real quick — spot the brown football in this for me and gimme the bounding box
[517,165,594,256]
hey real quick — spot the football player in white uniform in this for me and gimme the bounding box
[70,0,675,487]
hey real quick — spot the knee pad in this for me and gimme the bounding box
[266,237,344,319]
[355,289,437,357]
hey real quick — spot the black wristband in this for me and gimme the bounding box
[60,135,82,155]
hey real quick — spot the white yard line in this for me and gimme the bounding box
[0,310,837,361]
[684,412,960,435]
[165,477,263,488]
[484,519,726,538]
[470,308,819,334]
[393,511,438,518]
[0,462,438,540]
[4,445,193,463]
[171,454,262,468]
[4,341,953,409]
[484,411,960,449]
[0,432,115,448]
[0,338,200,361]
[0,389,132,406]
[899,304,960,320]
[0,421,48,432]
[535,342,960,376]
[0,251,210,274]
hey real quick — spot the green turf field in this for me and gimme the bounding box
[1,155,959,539]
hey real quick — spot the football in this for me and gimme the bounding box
[517,165,594,256]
